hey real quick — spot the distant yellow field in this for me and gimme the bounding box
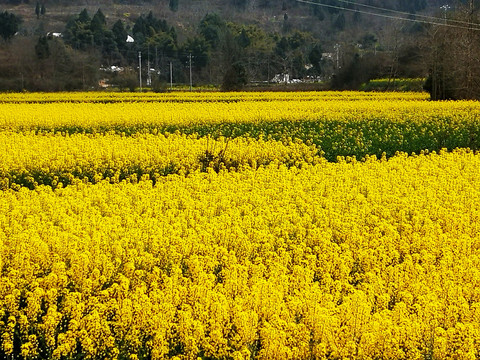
[0,90,428,104]
[0,91,465,132]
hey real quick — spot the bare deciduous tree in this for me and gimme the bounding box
[425,0,480,100]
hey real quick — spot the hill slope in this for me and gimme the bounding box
[0,0,476,93]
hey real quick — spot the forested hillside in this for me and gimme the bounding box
[0,0,479,97]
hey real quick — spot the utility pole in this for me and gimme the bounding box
[189,53,193,91]
[138,51,142,92]
[170,61,173,90]
[440,4,450,24]
[334,43,341,69]
[147,46,151,87]
[267,58,270,82]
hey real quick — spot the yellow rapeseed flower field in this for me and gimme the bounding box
[0,91,480,359]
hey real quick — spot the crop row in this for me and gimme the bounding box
[1,95,480,162]
[0,91,428,104]
[0,132,318,190]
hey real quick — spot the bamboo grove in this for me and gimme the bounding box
[1,91,480,359]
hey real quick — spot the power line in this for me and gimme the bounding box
[189,53,192,91]
[296,0,480,31]
[301,0,480,30]
[330,0,479,27]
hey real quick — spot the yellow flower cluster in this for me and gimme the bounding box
[1,148,480,359]
[0,132,318,189]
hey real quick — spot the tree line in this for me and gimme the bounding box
[0,6,328,91]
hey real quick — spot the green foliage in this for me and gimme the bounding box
[199,13,227,49]
[14,114,480,164]
[323,0,340,14]
[236,29,250,48]
[308,43,323,75]
[221,62,247,91]
[35,35,49,59]
[78,8,90,23]
[147,32,177,58]
[424,70,456,100]
[258,0,271,8]
[227,23,274,53]
[64,9,94,50]
[333,13,345,31]
[231,0,248,10]
[311,5,325,20]
[112,19,128,52]
[151,77,168,92]
[91,9,106,34]
[273,30,315,78]
[115,68,138,91]
[181,36,210,69]
[0,11,21,41]
[331,51,389,90]
[91,9,107,48]
[358,33,377,50]
[360,78,426,92]
[169,0,179,12]
[154,118,479,162]
[132,11,169,41]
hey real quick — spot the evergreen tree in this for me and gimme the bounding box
[132,12,168,42]
[221,62,247,91]
[308,43,323,75]
[35,35,50,59]
[147,32,177,58]
[112,19,128,53]
[258,0,270,8]
[231,0,248,10]
[236,29,250,48]
[312,5,325,21]
[78,9,90,24]
[169,0,179,12]
[199,13,226,49]
[182,36,209,69]
[0,11,22,42]
[35,1,40,19]
[91,9,107,46]
[101,30,120,64]
[91,9,106,32]
[64,9,94,50]
[333,13,346,31]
